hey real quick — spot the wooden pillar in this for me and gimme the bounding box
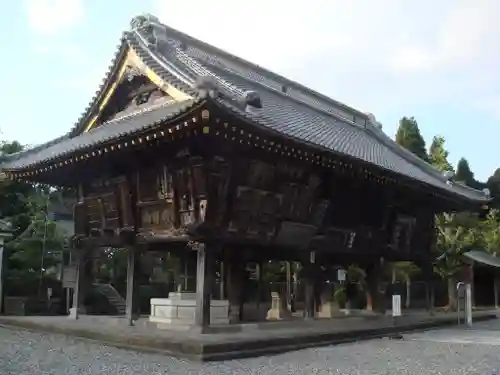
[365,260,385,314]
[303,251,316,319]
[256,262,262,308]
[219,259,225,300]
[226,251,245,323]
[125,247,140,326]
[194,243,215,331]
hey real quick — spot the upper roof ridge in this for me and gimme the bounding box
[130,16,262,111]
[129,14,368,126]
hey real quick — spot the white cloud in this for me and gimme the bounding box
[34,43,89,65]
[53,64,106,94]
[389,47,435,74]
[154,0,500,118]
[25,0,84,36]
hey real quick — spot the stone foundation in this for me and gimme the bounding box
[149,292,229,330]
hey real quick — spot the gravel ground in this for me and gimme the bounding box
[1,326,500,375]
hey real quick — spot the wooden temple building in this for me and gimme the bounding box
[0,14,490,330]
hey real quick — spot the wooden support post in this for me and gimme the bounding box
[125,247,139,326]
[256,262,262,309]
[226,251,244,323]
[194,243,214,332]
[219,259,225,300]
[304,251,316,319]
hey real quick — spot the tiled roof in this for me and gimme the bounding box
[1,14,489,203]
[125,15,488,203]
[2,100,198,170]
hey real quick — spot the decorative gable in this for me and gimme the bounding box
[82,48,192,133]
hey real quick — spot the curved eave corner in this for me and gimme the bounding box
[1,98,208,180]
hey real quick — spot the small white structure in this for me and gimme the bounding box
[149,292,229,330]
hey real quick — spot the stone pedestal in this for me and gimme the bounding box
[149,292,229,330]
[266,292,292,321]
[317,289,340,318]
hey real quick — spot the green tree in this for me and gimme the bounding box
[487,168,500,208]
[434,212,481,310]
[0,141,37,235]
[480,209,500,307]
[480,209,500,255]
[428,136,453,173]
[455,158,475,186]
[389,261,421,309]
[395,116,428,161]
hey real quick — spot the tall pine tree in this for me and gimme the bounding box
[455,158,475,187]
[395,116,428,161]
[428,136,453,173]
[487,168,500,208]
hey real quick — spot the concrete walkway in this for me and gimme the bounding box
[0,310,497,361]
[405,318,500,346]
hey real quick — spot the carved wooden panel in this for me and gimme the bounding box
[158,165,174,200]
[229,186,281,238]
[280,182,299,219]
[175,167,195,226]
[255,192,281,237]
[138,167,161,202]
[191,160,207,198]
[229,186,254,233]
[138,201,175,231]
[205,162,230,227]
[391,215,416,252]
[84,196,105,234]
[118,180,134,228]
[73,202,87,236]
[247,161,275,190]
[100,192,120,231]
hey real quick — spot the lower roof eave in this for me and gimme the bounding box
[1,98,207,179]
[209,99,488,207]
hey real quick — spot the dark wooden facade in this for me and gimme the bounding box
[60,102,439,265]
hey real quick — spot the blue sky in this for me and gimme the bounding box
[1,0,498,181]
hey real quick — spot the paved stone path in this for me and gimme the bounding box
[3,321,500,374]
